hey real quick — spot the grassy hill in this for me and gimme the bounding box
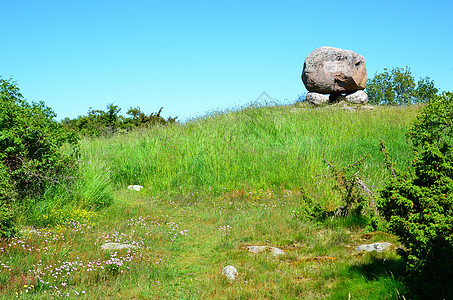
[1,102,420,299]
[80,103,417,196]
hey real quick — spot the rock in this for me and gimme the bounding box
[345,90,368,104]
[246,245,285,256]
[127,185,143,191]
[20,227,40,235]
[359,105,374,110]
[269,247,285,256]
[246,246,267,253]
[355,242,393,252]
[306,92,330,106]
[101,243,138,251]
[221,265,238,281]
[302,46,367,94]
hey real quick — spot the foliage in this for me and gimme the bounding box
[294,187,330,221]
[0,77,79,236]
[366,66,438,105]
[0,203,15,238]
[61,104,177,136]
[323,155,376,217]
[36,206,99,228]
[378,92,453,298]
[0,164,16,237]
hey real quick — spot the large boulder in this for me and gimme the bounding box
[302,46,367,94]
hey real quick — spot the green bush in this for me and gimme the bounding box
[366,67,438,105]
[378,92,453,298]
[61,104,177,137]
[0,77,78,235]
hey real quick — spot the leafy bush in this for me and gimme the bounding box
[61,104,177,136]
[294,187,330,221]
[378,92,453,298]
[0,77,78,235]
[366,66,438,105]
[0,164,16,237]
[0,78,77,200]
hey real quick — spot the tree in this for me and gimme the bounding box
[366,67,438,105]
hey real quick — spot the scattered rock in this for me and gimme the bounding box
[246,246,267,253]
[337,105,374,112]
[345,90,369,104]
[302,46,367,94]
[355,242,393,252]
[127,185,143,191]
[269,247,285,256]
[341,107,356,112]
[221,265,238,281]
[306,92,329,106]
[101,243,138,251]
[20,227,40,235]
[245,245,285,256]
[290,108,309,113]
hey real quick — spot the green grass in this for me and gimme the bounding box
[80,103,417,197]
[1,102,420,299]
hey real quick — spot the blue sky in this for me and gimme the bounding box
[1,0,452,121]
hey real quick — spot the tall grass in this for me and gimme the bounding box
[79,103,419,198]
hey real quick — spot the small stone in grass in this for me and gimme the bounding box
[101,243,137,251]
[355,242,393,252]
[127,185,143,191]
[246,246,267,253]
[246,245,285,256]
[221,265,238,281]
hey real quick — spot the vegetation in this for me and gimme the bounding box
[1,97,423,298]
[61,104,177,137]
[0,78,79,237]
[379,92,453,298]
[366,66,438,105]
[2,74,450,298]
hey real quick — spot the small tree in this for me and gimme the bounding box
[366,67,438,105]
[379,92,453,298]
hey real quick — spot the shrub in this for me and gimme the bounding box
[61,104,177,136]
[366,66,438,105]
[0,77,78,235]
[0,164,16,237]
[323,155,376,217]
[378,92,453,298]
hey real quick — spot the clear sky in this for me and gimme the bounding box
[1,0,452,121]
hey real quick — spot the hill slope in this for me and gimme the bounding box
[80,103,419,201]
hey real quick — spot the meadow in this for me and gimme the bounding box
[1,102,421,299]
